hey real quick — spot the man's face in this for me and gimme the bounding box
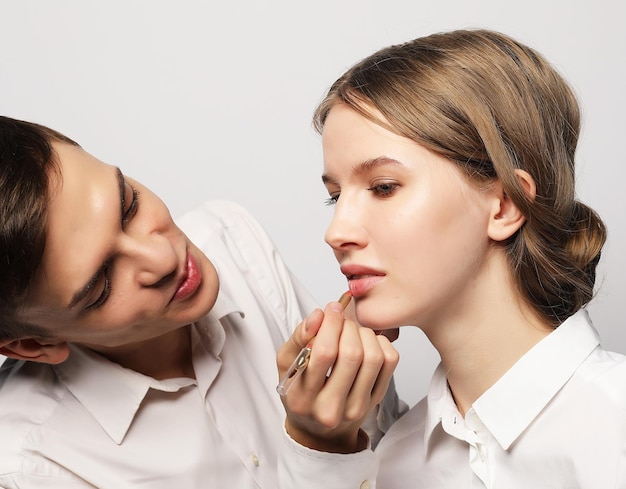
[20,142,219,355]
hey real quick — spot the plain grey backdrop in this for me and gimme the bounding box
[1,1,624,406]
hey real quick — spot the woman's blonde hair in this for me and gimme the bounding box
[314,29,606,327]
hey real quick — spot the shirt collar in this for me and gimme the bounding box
[423,362,457,448]
[53,287,245,445]
[423,310,600,450]
[472,309,600,449]
[53,345,156,445]
[209,282,245,322]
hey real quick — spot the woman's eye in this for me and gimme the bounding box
[368,182,399,197]
[324,194,339,206]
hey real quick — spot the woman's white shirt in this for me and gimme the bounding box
[280,310,626,488]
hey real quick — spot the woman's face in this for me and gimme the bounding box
[322,104,496,332]
[20,142,219,350]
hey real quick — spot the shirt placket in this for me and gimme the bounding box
[440,409,490,489]
[464,410,490,488]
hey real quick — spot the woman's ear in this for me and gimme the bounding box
[0,338,70,364]
[488,169,536,242]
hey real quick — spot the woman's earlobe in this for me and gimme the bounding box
[0,338,70,364]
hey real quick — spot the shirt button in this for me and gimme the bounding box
[360,481,371,489]
[250,454,260,467]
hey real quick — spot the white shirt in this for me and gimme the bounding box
[0,201,318,488]
[280,310,626,488]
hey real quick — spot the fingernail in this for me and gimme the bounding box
[303,315,310,334]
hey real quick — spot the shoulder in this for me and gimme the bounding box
[176,200,263,234]
[377,395,427,450]
[0,359,63,409]
[0,360,66,472]
[176,200,277,253]
[582,348,626,409]
[556,345,626,441]
[374,395,429,483]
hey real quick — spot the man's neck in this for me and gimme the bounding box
[86,325,195,380]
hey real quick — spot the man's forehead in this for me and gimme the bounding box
[33,146,118,311]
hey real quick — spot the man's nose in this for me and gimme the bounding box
[119,233,179,288]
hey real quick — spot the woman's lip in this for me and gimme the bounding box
[348,275,385,298]
[340,264,384,277]
[172,253,202,302]
[340,265,385,298]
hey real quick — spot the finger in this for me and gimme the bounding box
[300,301,346,392]
[338,329,399,422]
[277,308,324,374]
[339,327,388,421]
[368,334,400,405]
[312,320,364,423]
[290,292,350,363]
[283,292,349,361]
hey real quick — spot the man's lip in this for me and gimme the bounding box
[171,252,202,302]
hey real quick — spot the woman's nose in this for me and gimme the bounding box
[119,232,179,288]
[324,197,367,253]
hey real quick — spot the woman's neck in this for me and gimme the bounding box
[423,255,552,416]
[437,311,550,416]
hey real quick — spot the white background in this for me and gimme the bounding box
[1,1,624,407]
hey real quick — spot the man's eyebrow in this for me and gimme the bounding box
[66,167,123,310]
[321,156,402,185]
[116,167,125,220]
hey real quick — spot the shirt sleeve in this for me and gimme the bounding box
[278,426,379,489]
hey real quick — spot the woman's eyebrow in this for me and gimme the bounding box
[321,156,402,185]
[66,167,123,310]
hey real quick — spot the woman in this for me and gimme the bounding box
[278,29,625,488]
[0,116,399,488]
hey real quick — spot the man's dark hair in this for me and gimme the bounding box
[0,116,79,340]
